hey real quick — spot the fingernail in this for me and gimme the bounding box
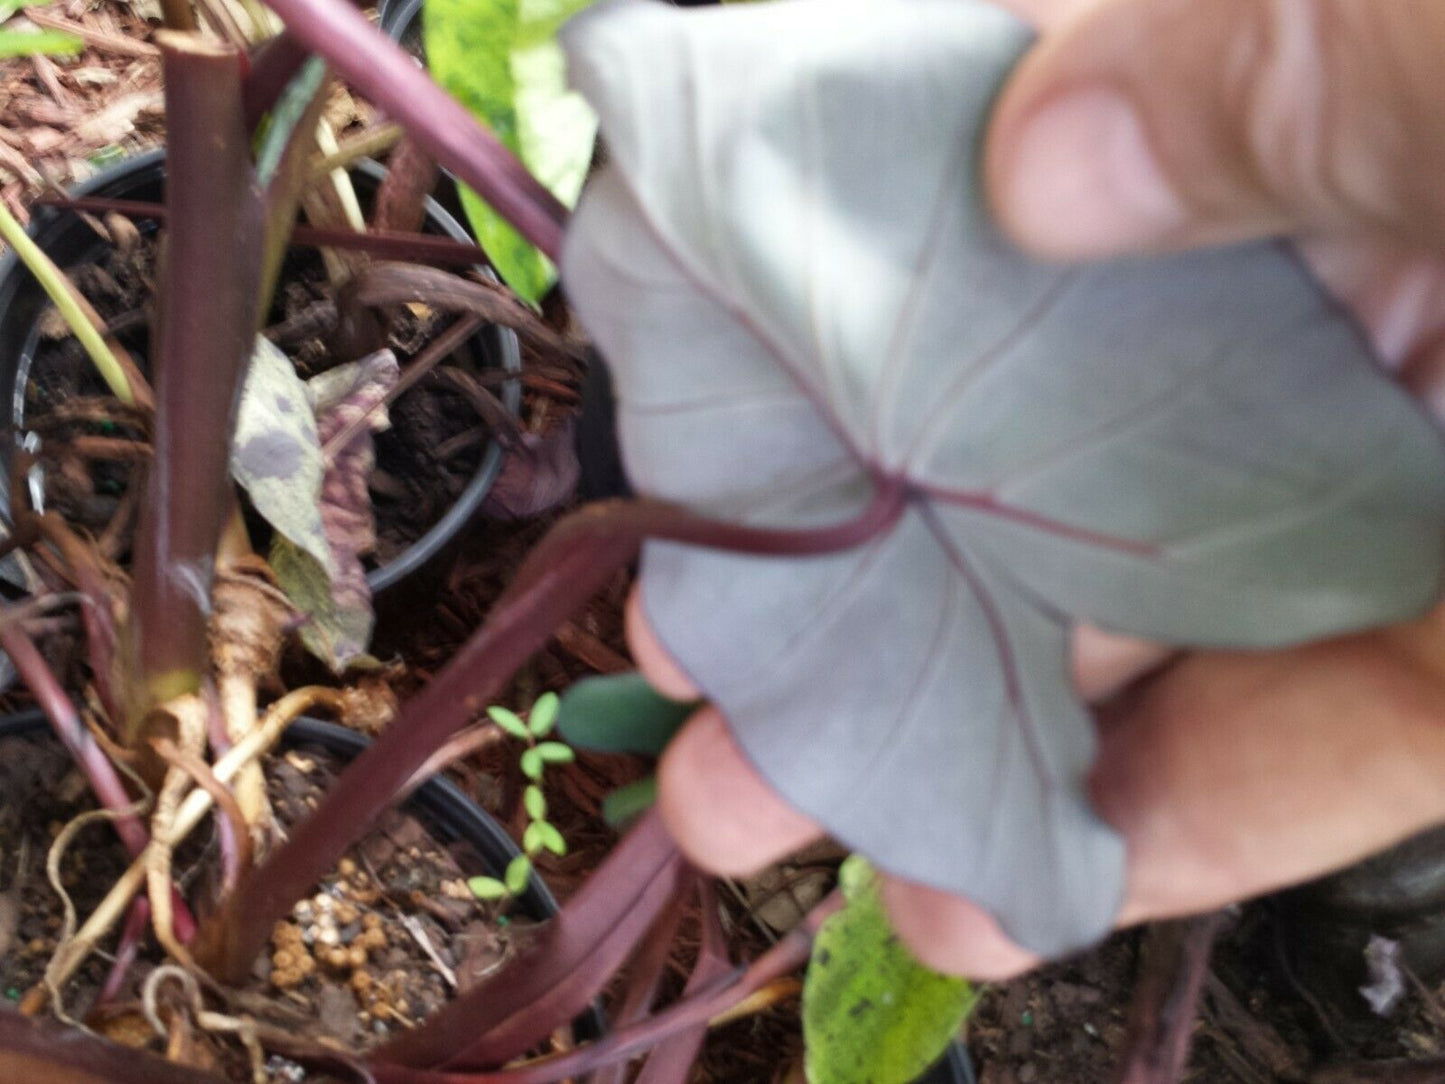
[998,87,1189,257]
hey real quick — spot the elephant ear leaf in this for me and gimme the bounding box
[559,0,1445,954]
[424,0,598,303]
[804,857,978,1084]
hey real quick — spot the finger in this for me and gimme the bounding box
[880,876,1041,980]
[656,708,823,876]
[1093,600,1445,926]
[988,0,1096,30]
[625,587,701,702]
[985,0,1445,258]
[1072,624,1175,703]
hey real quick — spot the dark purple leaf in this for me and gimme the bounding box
[481,421,581,520]
[0,1008,228,1084]
[559,0,1445,954]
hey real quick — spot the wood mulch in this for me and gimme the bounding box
[0,0,164,226]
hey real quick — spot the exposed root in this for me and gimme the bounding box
[152,736,252,894]
[43,798,148,1026]
[147,696,208,970]
[144,965,267,1084]
[32,686,348,1001]
[211,559,292,845]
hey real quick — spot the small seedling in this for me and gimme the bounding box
[468,692,573,902]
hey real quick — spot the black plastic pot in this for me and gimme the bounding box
[0,148,521,602]
[1276,822,1445,1020]
[0,708,606,1042]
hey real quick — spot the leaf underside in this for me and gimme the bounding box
[559,0,1445,953]
[804,857,977,1084]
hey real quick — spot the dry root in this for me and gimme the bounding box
[211,558,292,845]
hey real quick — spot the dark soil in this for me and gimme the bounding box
[18,225,496,566]
[0,727,530,1081]
[969,902,1445,1084]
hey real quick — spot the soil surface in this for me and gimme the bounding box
[21,226,499,565]
[0,726,534,1081]
[7,5,1445,1083]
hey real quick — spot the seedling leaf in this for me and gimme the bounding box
[535,740,575,764]
[520,746,545,780]
[505,853,532,894]
[556,672,695,756]
[469,875,509,900]
[523,821,546,855]
[560,0,1445,954]
[536,820,567,855]
[523,784,548,820]
[528,691,560,736]
[804,856,978,1084]
[488,705,531,740]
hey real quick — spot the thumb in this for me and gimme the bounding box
[985,0,1445,259]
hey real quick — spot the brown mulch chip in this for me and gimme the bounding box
[0,0,164,225]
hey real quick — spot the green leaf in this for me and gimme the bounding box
[504,854,532,894]
[804,857,977,1084]
[535,820,566,856]
[556,673,696,757]
[528,691,559,737]
[534,741,574,764]
[254,56,328,185]
[601,776,656,827]
[0,28,81,57]
[0,0,53,21]
[523,784,547,821]
[424,0,598,303]
[523,821,545,855]
[520,747,545,780]
[468,875,510,900]
[488,705,531,740]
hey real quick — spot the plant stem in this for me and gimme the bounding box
[0,1006,230,1084]
[260,0,567,258]
[122,33,263,744]
[30,687,346,1004]
[0,621,148,855]
[37,194,499,268]
[370,894,842,1084]
[0,620,200,945]
[195,482,905,982]
[0,202,141,407]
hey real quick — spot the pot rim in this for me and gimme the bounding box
[0,147,523,598]
[0,707,607,1043]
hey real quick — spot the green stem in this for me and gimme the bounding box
[0,202,135,405]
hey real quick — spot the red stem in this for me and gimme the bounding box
[96,898,151,1007]
[370,894,842,1084]
[260,0,567,258]
[33,195,497,268]
[0,623,197,941]
[195,484,905,983]
[124,35,264,734]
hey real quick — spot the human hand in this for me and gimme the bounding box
[630,0,1445,978]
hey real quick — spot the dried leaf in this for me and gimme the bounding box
[560,0,1445,953]
[480,419,580,520]
[274,349,400,671]
[232,337,330,573]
